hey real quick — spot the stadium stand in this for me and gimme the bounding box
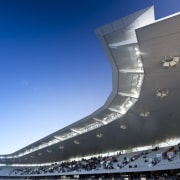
[0,5,180,180]
[1,145,180,179]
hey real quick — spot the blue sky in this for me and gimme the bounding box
[0,0,179,154]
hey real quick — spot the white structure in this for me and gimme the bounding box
[0,6,180,166]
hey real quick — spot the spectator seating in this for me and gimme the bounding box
[0,145,180,178]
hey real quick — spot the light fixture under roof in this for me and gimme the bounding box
[134,47,141,55]
[96,133,103,138]
[140,111,150,118]
[156,88,168,98]
[46,149,52,153]
[74,140,80,145]
[137,56,143,67]
[162,56,179,68]
[120,123,127,130]
[59,145,64,150]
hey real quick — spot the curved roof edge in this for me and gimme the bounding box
[0,6,158,164]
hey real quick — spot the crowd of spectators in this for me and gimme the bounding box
[10,155,118,175]
[9,145,179,176]
[10,152,144,176]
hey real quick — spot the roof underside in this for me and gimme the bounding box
[1,6,180,165]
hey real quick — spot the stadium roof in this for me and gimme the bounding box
[1,6,180,165]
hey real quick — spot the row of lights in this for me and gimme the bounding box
[37,132,105,153]
[139,87,169,119]
[138,55,179,120]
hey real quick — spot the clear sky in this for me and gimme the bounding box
[0,0,179,155]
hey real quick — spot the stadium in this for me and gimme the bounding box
[0,5,180,180]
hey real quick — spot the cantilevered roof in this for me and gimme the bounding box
[1,6,180,165]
